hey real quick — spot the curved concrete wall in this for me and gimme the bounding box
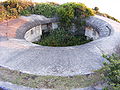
[16,15,57,39]
[86,16,113,37]
[0,15,120,76]
[16,15,113,41]
[24,25,42,42]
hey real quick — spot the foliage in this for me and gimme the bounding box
[0,5,9,21]
[57,5,74,28]
[103,54,120,90]
[19,9,31,16]
[0,0,120,24]
[32,3,58,18]
[2,0,33,10]
[0,0,33,21]
[57,2,94,28]
[34,29,91,47]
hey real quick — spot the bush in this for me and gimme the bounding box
[33,3,58,18]
[57,2,94,29]
[0,1,95,24]
[57,5,74,28]
[103,54,120,90]
[2,0,33,10]
[0,5,11,21]
[19,9,31,16]
[0,0,33,21]
[34,29,91,47]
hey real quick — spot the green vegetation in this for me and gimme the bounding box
[0,1,119,89]
[0,66,103,89]
[20,2,60,16]
[30,2,94,47]
[34,29,92,47]
[0,1,94,22]
[57,2,94,28]
[32,3,58,18]
[103,54,120,90]
[0,0,120,23]
[21,2,94,29]
[0,0,33,21]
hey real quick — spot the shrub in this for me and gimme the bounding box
[19,9,31,16]
[103,54,120,90]
[2,0,33,10]
[33,3,58,18]
[57,5,74,28]
[57,2,94,29]
[0,5,10,21]
[34,29,91,47]
[9,8,18,16]
[0,0,33,20]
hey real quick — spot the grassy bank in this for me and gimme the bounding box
[0,66,104,90]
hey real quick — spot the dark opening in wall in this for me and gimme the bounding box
[31,30,33,34]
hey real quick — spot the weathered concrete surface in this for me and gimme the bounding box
[0,15,120,76]
[0,18,28,38]
[0,81,104,90]
[86,16,113,37]
[0,15,57,39]
[72,87,102,90]
[0,81,51,90]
